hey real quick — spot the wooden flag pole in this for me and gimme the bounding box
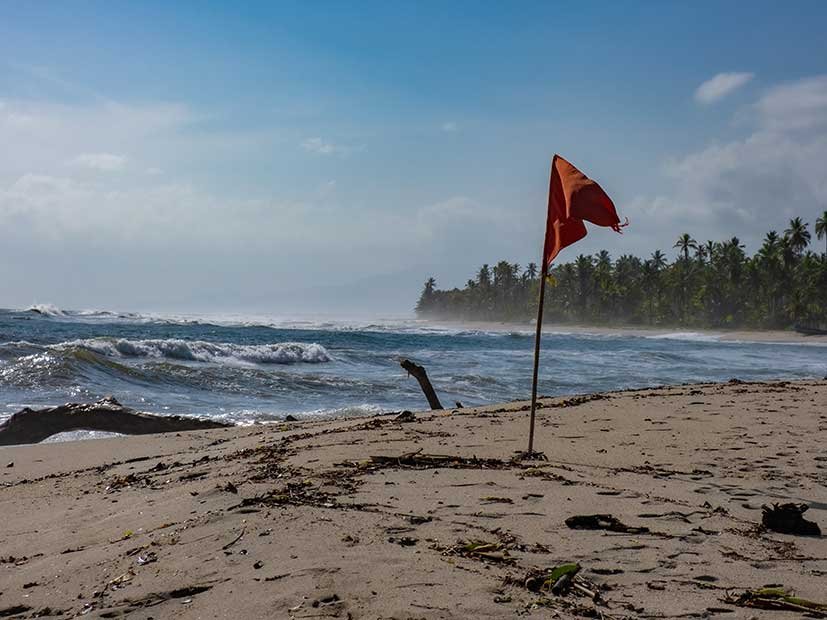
[527,261,548,454]
[525,153,624,455]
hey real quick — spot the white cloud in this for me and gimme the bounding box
[627,75,827,252]
[70,152,127,171]
[0,99,192,183]
[301,137,350,155]
[441,121,458,132]
[753,75,827,131]
[694,72,754,105]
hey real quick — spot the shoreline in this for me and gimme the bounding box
[423,318,827,344]
[2,379,825,618]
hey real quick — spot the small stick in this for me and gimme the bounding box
[221,528,245,550]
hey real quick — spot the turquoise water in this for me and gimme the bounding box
[1,306,825,425]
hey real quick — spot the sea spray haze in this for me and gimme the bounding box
[2,308,826,434]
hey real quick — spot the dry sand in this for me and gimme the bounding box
[1,380,826,619]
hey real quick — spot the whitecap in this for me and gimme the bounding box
[54,338,332,365]
[26,303,65,317]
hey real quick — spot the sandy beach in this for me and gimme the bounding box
[426,319,827,345]
[1,379,825,619]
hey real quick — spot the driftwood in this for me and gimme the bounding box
[367,450,508,470]
[400,359,443,410]
[762,503,821,536]
[0,396,232,446]
[565,514,650,534]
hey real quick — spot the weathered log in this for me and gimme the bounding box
[399,359,443,410]
[0,396,232,446]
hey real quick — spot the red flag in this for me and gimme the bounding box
[543,154,625,270]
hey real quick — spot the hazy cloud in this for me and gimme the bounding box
[753,74,827,131]
[694,72,754,104]
[70,152,127,171]
[441,121,458,132]
[6,70,824,313]
[300,137,353,155]
[0,94,508,311]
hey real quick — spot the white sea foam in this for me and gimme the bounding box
[56,338,332,364]
[644,332,721,343]
[16,306,488,336]
[216,403,385,425]
[26,303,66,317]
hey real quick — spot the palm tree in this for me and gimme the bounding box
[702,240,718,265]
[784,217,811,256]
[759,230,780,257]
[650,250,667,272]
[673,234,696,322]
[779,236,796,272]
[477,264,491,288]
[816,211,827,257]
[755,231,782,322]
[595,250,612,274]
[414,215,827,328]
[592,251,613,319]
[574,254,594,315]
[415,277,438,314]
[641,260,658,323]
[673,233,697,263]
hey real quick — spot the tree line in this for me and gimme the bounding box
[415,214,827,329]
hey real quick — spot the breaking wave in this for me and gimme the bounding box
[57,338,332,365]
[26,303,66,317]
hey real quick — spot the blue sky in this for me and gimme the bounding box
[1,2,826,314]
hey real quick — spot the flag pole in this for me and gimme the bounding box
[526,154,624,455]
[527,259,547,455]
[528,155,555,456]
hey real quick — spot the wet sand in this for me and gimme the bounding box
[1,380,826,618]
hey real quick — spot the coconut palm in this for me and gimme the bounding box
[816,211,827,257]
[757,232,782,318]
[673,233,697,263]
[415,277,438,314]
[784,217,811,256]
[641,260,658,323]
[703,240,718,264]
[672,235,697,321]
[650,250,667,272]
[779,236,796,272]
[476,265,491,288]
[758,230,780,259]
[574,254,594,313]
[414,217,827,328]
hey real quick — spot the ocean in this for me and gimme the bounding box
[2,305,826,433]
